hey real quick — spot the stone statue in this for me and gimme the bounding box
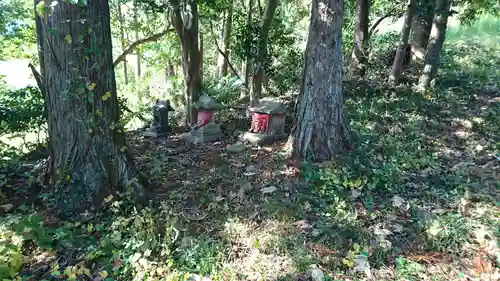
[143,99,175,138]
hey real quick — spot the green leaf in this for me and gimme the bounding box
[101,91,111,101]
[64,34,72,44]
[48,28,57,36]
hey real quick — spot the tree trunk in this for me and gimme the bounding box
[171,0,202,126]
[389,0,416,85]
[349,0,369,76]
[291,0,350,161]
[410,0,434,61]
[221,0,233,77]
[251,0,279,105]
[117,3,128,84]
[418,0,450,89]
[216,12,225,79]
[166,61,176,77]
[240,0,254,100]
[199,31,204,80]
[133,1,141,77]
[35,0,143,214]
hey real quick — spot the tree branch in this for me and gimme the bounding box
[28,63,45,97]
[113,29,174,67]
[208,20,247,88]
[368,7,398,39]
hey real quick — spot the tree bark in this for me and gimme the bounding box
[117,3,128,84]
[171,0,202,126]
[216,12,225,79]
[199,31,204,80]
[418,0,450,89]
[388,0,416,85]
[411,0,434,61]
[240,0,254,100]
[291,0,350,162]
[221,0,233,77]
[349,0,369,76]
[251,0,279,105]
[34,0,143,214]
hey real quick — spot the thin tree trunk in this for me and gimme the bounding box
[291,0,350,161]
[171,0,202,126]
[221,0,233,77]
[240,0,254,100]
[251,0,279,105]
[34,0,45,93]
[199,31,204,80]
[411,0,434,61]
[117,3,128,84]
[349,0,369,76]
[133,1,141,77]
[35,0,143,214]
[166,61,176,77]
[216,12,225,79]
[389,0,416,85]
[418,0,450,89]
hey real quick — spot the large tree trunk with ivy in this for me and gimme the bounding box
[171,0,202,126]
[418,0,450,89]
[35,0,143,214]
[251,0,279,105]
[349,0,369,76]
[388,0,416,85]
[240,0,254,100]
[410,0,434,61]
[290,0,350,161]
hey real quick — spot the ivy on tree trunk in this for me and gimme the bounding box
[34,0,144,215]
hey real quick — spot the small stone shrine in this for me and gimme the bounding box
[183,95,223,144]
[240,99,287,145]
[142,99,175,138]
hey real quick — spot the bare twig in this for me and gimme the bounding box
[368,7,398,39]
[28,63,45,96]
[208,20,247,88]
[113,29,174,67]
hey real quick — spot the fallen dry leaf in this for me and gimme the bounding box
[306,242,337,256]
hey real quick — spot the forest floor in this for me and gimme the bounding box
[1,25,500,281]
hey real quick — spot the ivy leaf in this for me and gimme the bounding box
[87,82,96,91]
[101,91,111,101]
[64,34,72,44]
[48,28,57,36]
[98,271,108,278]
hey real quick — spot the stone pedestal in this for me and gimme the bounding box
[239,99,288,145]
